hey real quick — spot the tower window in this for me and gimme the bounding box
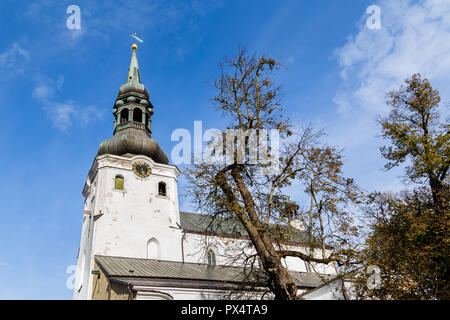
[207,249,216,266]
[133,108,143,123]
[120,109,129,123]
[114,175,124,190]
[158,182,167,196]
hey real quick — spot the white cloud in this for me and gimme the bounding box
[32,85,54,101]
[32,75,104,131]
[0,43,29,74]
[324,0,450,192]
[79,105,106,128]
[42,101,105,132]
[32,76,64,101]
[332,0,450,148]
[43,102,76,131]
[335,0,450,115]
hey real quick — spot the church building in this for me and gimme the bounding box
[73,44,341,300]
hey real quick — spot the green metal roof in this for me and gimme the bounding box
[95,255,332,288]
[179,211,310,244]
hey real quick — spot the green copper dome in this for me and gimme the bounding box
[97,129,169,164]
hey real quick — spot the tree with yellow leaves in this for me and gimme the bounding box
[360,74,449,299]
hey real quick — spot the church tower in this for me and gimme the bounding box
[73,44,182,300]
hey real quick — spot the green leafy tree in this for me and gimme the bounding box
[360,74,449,299]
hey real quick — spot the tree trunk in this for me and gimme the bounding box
[215,164,299,300]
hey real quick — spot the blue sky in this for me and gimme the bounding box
[0,0,449,299]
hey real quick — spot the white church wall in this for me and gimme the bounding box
[74,154,184,299]
[90,154,182,261]
[182,232,337,275]
[73,170,99,300]
[74,167,103,299]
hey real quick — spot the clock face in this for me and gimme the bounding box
[132,161,152,178]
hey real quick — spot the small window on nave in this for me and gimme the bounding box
[114,175,124,190]
[158,182,167,197]
[207,249,216,266]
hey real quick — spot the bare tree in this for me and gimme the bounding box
[185,47,362,300]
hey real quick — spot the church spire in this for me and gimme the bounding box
[96,44,169,164]
[127,43,141,83]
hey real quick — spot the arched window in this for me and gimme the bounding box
[147,238,160,259]
[158,182,167,196]
[207,248,216,266]
[114,175,124,190]
[120,109,129,123]
[133,108,143,123]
